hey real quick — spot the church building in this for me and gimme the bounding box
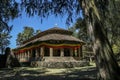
[13,27,87,68]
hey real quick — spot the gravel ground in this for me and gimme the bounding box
[0,66,97,80]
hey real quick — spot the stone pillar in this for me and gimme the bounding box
[70,48,73,56]
[23,52,25,58]
[60,48,64,57]
[27,50,30,59]
[50,48,53,57]
[39,47,41,56]
[19,53,21,59]
[35,48,37,57]
[40,47,44,57]
[21,52,24,58]
[74,48,78,57]
[25,51,27,58]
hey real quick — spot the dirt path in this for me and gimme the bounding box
[0,66,97,80]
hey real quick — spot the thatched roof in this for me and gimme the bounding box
[33,33,82,42]
[22,27,73,44]
[17,27,85,48]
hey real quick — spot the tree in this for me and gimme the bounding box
[0,0,19,54]
[35,30,41,35]
[69,18,89,42]
[81,0,120,79]
[106,0,120,55]
[16,33,24,46]
[0,29,12,54]
[16,26,41,46]
[0,20,12,54]
[22,26,34,40]
[16,26,35,46]
[20,0,120,79]
[68,25,79,38]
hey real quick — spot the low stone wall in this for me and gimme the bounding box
[31,61,89,68]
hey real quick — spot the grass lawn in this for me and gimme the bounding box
[0,64,97,80]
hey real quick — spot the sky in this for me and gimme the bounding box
[8,12,75,48]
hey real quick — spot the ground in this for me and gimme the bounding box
[0,63,97,80]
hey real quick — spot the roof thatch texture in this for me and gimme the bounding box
[22,27,72,44]
[33,33,82,42]
[16,27,85,49]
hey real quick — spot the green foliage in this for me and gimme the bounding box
[22,26,35,40]
[0,0,20,54]
[0,0,20,21]
[68,26,79,38]
[112,44,120,55]
[16,26,41,46]
[16,26,35,46]
[16,33,24,46]
[0,32,12,54]
[35,30,41,35]
[69,18,90,42]
[20,0,81,24]
[0,20,12,54]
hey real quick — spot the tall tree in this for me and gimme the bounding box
[16,33,24,46]
[0,25,12,54]
[20,0,120,79]
[81,0,120,79]
[16,26,35,46]
[107,0,120,54]
[68,26,79,38]
[16,26,41,46]
[0,0,19,54]
[22,26,34,40]
[70,18,89,42]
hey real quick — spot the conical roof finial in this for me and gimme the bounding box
[54,23,58,27]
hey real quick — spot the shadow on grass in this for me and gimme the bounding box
[0,67,97,80]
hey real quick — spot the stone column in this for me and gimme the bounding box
[21,53,23,58]
[19,53,21,59]
[27,50,30,59]
[23,52,25,58]
[20,53,23,62]
[40,47,44,57]
[39,47,41,56]
[74,48,78,57]
[50,48,53,57]
[25,51,27,58]
[60,48,64,57]
[70,48,73,56]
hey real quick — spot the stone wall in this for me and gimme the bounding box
[31,61,89,68]
[30,57,89,68]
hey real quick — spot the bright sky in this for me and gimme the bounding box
[8,12,75,49]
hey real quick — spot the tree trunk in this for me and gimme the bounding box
[89,21,120,80]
